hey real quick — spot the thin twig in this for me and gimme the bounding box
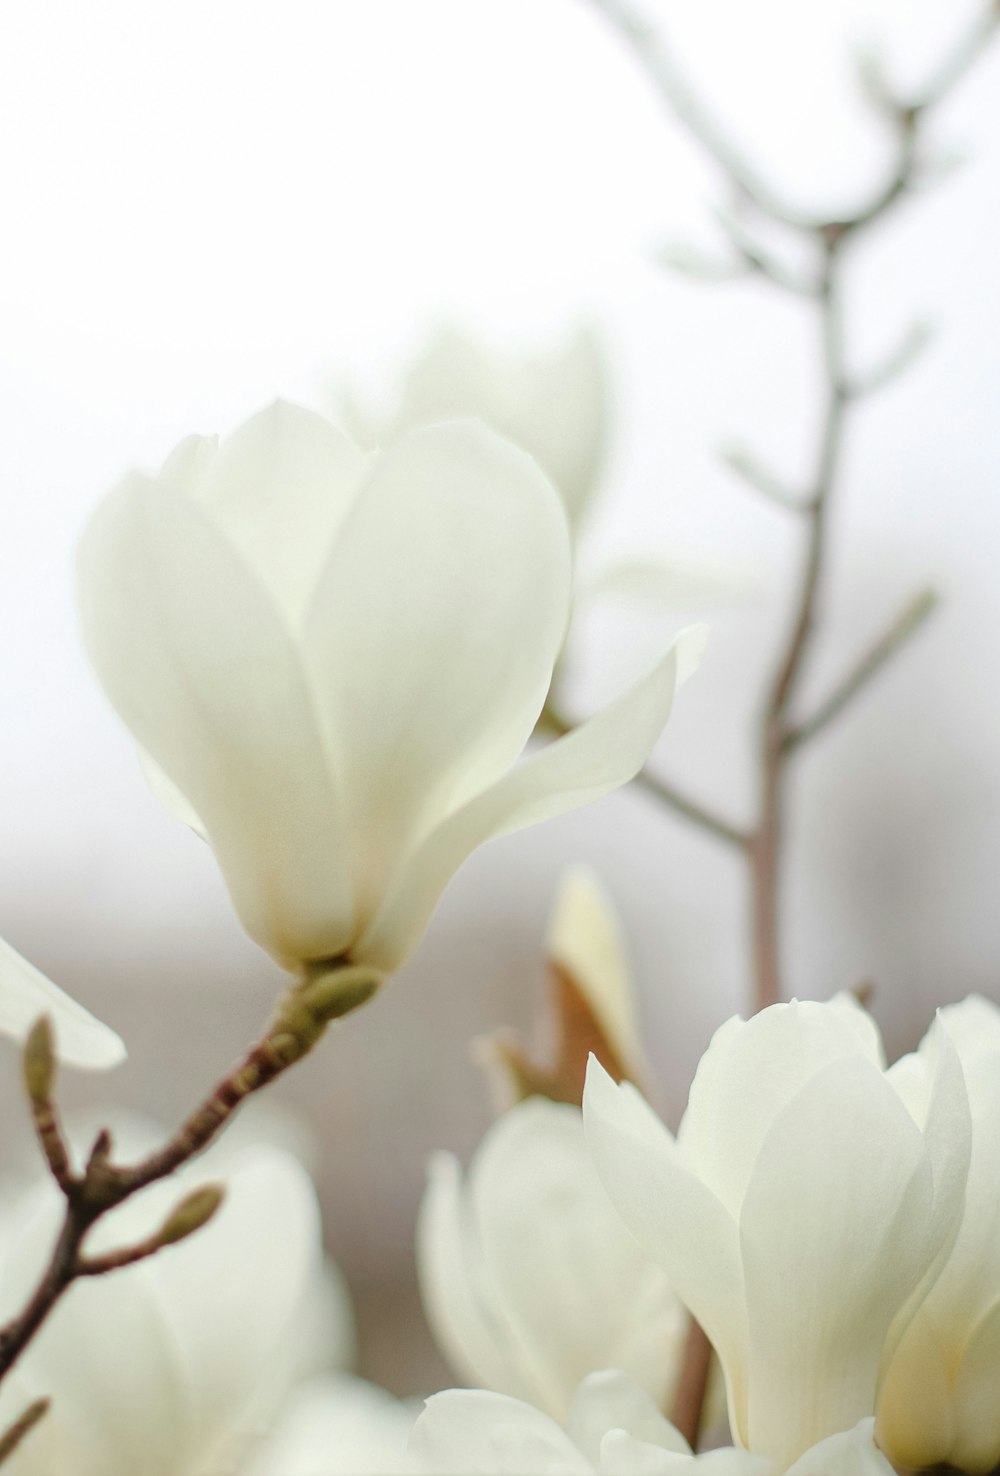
[0,967,377,1386]
[784,588,938,752]
[0,1397,50,1466]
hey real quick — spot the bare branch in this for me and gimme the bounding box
[719,442,807,512]
[783,588,938,753]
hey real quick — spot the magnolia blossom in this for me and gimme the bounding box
[878,995,1000,1471]
[78,402,701,981]
[417,1097,686,1422]
[339,324,608,533]
[0,1129,348,1476]
[584,996,971,1470]
[407,1371,894,1476]
[0,932,124,1069]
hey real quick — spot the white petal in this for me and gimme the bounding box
[249,1374,418,1476]
[409,1389,592,1475]
[737,1056,938,1465]
[567,1371,690,1466]
[468,1101,685,1419]
[0,934,125,1070]
[417,1151,533,1401]
[678,998,885,1218]
[148,1145,327,1454]
[360,629,702,972]
[170,402,371,628]
[78,476,355,966]
[950,1300,1000,1471]
[546,867,646,1080]
[582,1059,746,1414]
[304,419,571,934]
[784,1419,896,1476]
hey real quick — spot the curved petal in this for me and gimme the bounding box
[408,1389,592,1475]
[582,1059,746,1414]
[0,934,125,1070]
[737,1056,937,1465]
[468,1100,685,1419]
[567,1371,690,1465]
[950,1300,1000,1472]
[784,1420,896,1476]
[417,1151,531,1401]
[168,402,372,628]
[303,419,571,934]
[359,628,703,972]
[678,997,884,1217]
[78,476,354,966]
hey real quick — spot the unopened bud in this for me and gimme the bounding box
[298,964,382,1024]
[23,1016,56,1106]
[157,1183,225,1246]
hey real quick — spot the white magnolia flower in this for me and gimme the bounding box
[584,996,971,1470]
[0,1132,348,1476]
[0,933,124,1069]
[407,1371,894,1476]
[339,324,608,534]
[878,994,1000,1472]
[78,402,701,982]
[250,1374,418,1476]
[417,1097,686,1422]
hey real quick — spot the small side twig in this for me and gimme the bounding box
[0,1397,50,1466]
[0,965,378,1387]
[784,588,938,753]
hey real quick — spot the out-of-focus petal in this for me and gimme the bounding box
[0,934,125,1070]
[408,1389,592,1476]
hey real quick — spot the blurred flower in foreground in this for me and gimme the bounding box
[251,1374,418,1476]
[584,996,971,1470]
[0,1129,346,1476]
[406,1370,894,1476]
[78,402,702,983]
[481,866,647,1108]
[339,324,607,534]
[0,933,123,1070]
[878,995,1000,1472]
[417,1097,686,1423]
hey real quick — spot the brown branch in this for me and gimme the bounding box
[0,965,379,1386]
[585,0,998,1017]
[0,1398,50,1466]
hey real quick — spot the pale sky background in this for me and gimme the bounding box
[1,0,998,1389]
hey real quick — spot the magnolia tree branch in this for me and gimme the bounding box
[580,0,998,1446]
[584,0,997,1014]
[0,966,377,1399]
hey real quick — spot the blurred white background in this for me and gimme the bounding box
[1,0,998,1390]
